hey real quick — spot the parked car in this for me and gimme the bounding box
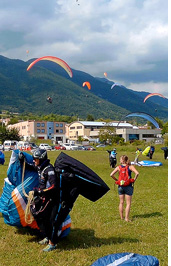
[86,146,96,151]
[3,140,18,151]
[0,144,4,150]
[96,144,106,148]
[17,141,30,150]
[39,143,52,151]
[61,143,79,150]
[54,145,66,150]
[77,145,88,150]
[29,142,38,150]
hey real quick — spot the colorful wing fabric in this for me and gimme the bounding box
[117,112,160,129]
[143,93,165,103]
[27,56,73,78]
[83,81,91,90]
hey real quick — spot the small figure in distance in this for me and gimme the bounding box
[134,147,142,165]
[107,148,117,168]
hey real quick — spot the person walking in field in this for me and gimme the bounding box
[107,148,117,168]
[110,155,139,222]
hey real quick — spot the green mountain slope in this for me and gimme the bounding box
[0,55,168,121]
[0,56,128,120]
[28,57,168,120]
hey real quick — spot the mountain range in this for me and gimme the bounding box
[0,55,168,121]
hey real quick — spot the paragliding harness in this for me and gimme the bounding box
[30,152,109,243]
[29,165,54,219]
[115,165,135,187]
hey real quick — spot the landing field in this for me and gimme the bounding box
[0,147,168,266]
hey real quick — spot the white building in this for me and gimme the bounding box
[66,121,162,143]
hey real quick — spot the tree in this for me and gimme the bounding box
[99,123,116,144]
[86,114,94,121]
[0,125,20,143]
[161,121,168,135]
[7,117,19,125]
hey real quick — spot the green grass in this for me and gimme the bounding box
[0,146,168,266]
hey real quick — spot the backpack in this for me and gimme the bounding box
[150,146,155,153]
[115,165,134,186]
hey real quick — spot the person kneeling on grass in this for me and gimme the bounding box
[110,155,139,222]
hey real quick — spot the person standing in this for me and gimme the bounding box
[107,148,117,168]
[19,148,59,252]
[134,147,142,164]
[110,155,139,222]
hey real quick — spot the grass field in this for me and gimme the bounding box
[0,146,168,266]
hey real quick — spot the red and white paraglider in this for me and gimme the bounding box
[143,93,166,103]
[27,56,73,78]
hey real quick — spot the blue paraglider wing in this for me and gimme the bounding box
[117,112,160,129]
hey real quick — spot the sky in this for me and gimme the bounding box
[0,0,168,97]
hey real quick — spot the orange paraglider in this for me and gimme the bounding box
[83,81,91,90]
[143,93,166,103]
[27,56,73,78]
[104,72,107,78]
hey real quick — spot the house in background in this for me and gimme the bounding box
[8,120,66,143]
[8,120,162,144]
[66,121,162,143]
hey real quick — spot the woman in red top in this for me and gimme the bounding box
[110,155,139,222]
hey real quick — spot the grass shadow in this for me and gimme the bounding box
[57,228,139,250]
[16,227,139,249]
[132,212,162,219]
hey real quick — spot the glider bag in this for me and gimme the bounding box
[90,252,159,266]
[0,150,72,239]
[0,150,39,228]
[54,152,110,202]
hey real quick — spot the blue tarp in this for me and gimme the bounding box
[90,253,159,266]
[133,161,163,167]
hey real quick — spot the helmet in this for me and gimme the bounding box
[32,148,47,164]
[113,148,116,151]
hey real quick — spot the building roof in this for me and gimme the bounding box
[77,121,106,126]
[72,121,134,128]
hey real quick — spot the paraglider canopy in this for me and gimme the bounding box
[111,82,123,89]
[117,112,160,129]
[54,152,110,202]
[27,56,73,78]
[104,72,107,78]
[83,81,91,90]
[143,93,166,103]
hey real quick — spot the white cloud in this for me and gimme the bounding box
[0,0,168,97]
[128,81,168,97]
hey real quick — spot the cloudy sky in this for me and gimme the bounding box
[0,0,168,97]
